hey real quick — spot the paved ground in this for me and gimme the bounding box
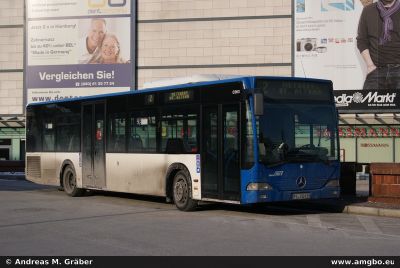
[1,178,400,256]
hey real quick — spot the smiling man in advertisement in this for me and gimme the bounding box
[79,18,107,64]
[357,0,400,90]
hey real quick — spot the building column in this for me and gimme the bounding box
[12,138,20,161]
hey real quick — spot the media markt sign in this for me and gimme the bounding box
[334,90,400,111]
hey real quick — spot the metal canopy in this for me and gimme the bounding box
[338,113,400,125]
[0,117,25,128]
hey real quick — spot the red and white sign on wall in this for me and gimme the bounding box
[339,126,400,138]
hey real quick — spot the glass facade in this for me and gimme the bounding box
[339,125,400,163]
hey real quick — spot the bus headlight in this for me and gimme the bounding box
[325,180,340,187]
[246,183,272,191]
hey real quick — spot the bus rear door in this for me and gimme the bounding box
[82,102,106,189]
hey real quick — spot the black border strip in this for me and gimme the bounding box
[1,256,399,268]
[139,63,291,70]
[139,15,291,24]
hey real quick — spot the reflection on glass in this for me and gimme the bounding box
[258,103,338,166]
[224,110,239,193]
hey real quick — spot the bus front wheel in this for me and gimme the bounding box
[173,170,197,211]
[62,165,84,197]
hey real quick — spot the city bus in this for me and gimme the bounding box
[26,76,340,211]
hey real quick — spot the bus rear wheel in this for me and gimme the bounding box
[62,165,84,197]
[173,170,197,211]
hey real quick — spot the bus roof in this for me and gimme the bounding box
[27,76,332,107]
[142,74,245,89]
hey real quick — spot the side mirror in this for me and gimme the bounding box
[253,93,264,116]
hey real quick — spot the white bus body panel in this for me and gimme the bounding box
[26,152,201,200]
[105,153,201,199]
[25,152,81,187]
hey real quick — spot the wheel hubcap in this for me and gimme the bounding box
[69,174,75,188]
[174,178,187,204]
[65,171,75,193]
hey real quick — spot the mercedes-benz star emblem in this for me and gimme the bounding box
[296,176,306,188]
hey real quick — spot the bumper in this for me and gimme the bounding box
[241,186,340,204]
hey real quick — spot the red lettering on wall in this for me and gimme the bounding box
[339,128,344,137]
[391,128,400,137]
[379,128,389,137]
[353,128,367,137]
[360,128,367,137]
[340,126,400,138]
[369,128,377,137]
[346,127,353,137]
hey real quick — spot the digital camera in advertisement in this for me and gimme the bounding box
[296,38,317,52]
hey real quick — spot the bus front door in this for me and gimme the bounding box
[82,103,106,189]
[202,104,240,201]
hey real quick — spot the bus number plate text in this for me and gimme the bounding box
[292,193,310,200]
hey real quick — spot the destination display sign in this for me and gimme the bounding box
[164,90,194,103]
[256,79,332,101]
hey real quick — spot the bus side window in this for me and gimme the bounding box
[187,118,198,153]
[129,115,157,153]
[160,112,198,153]
[107,113,126,153]
[55,103,81,152]
[42,105,56,152]
[43,121,55,152]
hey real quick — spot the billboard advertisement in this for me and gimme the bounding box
[335,89,400,110]
[294,0,400,111]
[26,0,135,104]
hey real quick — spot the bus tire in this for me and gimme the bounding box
[62,165,84,197]
[172,170,197,211]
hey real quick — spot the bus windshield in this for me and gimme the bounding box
[257,103,338,167]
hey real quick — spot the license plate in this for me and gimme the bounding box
[292,193,311,200]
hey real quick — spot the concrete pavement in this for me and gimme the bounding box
[1,178,400,256]
[1,173,400,218]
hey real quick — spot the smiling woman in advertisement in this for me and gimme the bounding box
[89,33,128,64]
[357,0,400,90]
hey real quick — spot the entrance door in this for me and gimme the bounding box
[0,148,10,160]
[0,139,11,160]
[82,102,106,189]
[201,104,240,201]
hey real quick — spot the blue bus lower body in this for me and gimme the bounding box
[241,186,340,204]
